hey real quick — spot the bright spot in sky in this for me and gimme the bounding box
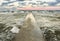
[0,0,4,5]
[0,0,4,2]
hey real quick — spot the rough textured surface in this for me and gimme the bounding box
[14,13,44,41]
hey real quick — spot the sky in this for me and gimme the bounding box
[33,0,56,2]
[0,0,57,4]
[0,0,57,2]
[0,0,60,6]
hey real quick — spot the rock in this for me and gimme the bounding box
[0,23,6,32]
[55,29,60,40]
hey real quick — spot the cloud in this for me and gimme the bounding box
[10,0,16,1]
[40,0,56,2]
[0,0,4,2]
[56,3,60,6]
[31,0,56,2]
[0,0,4,5]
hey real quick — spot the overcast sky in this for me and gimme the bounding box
[32,0,56,2]
[0,0,59,6]
[0,0,57,2]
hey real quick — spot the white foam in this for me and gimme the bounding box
[10,25,20,33]
[25,13,36,23]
